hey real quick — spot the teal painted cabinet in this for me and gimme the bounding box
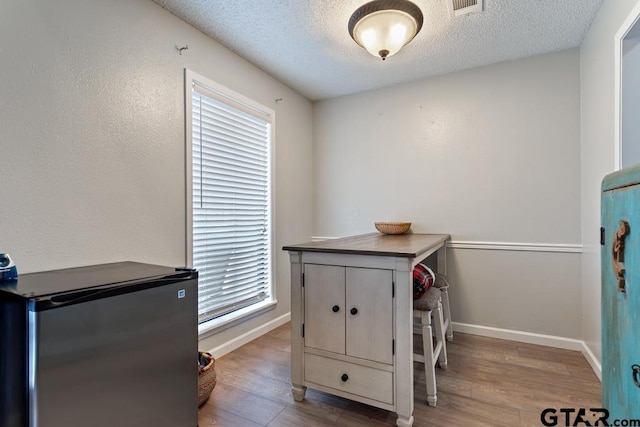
[602,165,640,418]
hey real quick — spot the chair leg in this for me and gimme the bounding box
[421,311,437,407]
[440,287,453,341]
[433,302,448,370]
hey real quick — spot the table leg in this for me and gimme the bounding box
[289,253,306,401]
[394,267,414,426]
[292,385,307,402]
[436,246,453,341]
[397,415,415,427]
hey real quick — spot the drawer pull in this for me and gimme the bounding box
[350,307,358,315]
[633,365,640,388]
[332,305,340,313]
[341,373,349,382]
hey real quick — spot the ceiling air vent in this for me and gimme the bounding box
[448,0,483,17]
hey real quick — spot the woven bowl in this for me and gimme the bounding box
[198,351,217,406]
[375,222,411,235]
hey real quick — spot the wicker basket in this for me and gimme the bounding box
[198,351,216,406]
[374,222,412,235]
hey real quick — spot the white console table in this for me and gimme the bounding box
[283,233,450,427]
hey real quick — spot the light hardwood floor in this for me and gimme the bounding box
[198,323,601,427]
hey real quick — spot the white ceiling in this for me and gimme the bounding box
[152,0,604,101]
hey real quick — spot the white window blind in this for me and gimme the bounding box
[190,79,273,325]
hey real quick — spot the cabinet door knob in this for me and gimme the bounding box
[332,305,340,313]
[350,307,358,315]
[341,373,349,382]
[633,364,640,388]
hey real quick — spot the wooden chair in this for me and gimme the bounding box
[413,286,448,406]
[434,274,453,341]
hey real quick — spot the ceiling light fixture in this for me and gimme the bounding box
[348,0,424,61]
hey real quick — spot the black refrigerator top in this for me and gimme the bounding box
[0,262,196,309]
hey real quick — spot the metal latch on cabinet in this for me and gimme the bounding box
[612,221,630,293]
[633,365,640,388]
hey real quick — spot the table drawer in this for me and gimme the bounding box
[304,353,393,405]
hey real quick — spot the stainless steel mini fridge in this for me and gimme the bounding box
[0,262,198,427]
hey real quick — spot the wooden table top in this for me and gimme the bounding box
[282,233,450,258]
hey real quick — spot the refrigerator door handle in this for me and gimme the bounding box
[39,273,197,310]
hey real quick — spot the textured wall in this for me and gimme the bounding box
[313,50,583,338]
[0,0,313,349]
[580,0,640,366]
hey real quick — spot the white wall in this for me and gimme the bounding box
[313,50,583,339]
[0,0,313,350]
[580,0,640,366]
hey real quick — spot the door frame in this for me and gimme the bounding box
[614,0,640,170]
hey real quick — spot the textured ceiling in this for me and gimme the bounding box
[152,0,604,100]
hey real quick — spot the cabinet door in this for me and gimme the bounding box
[346,267,393,364]
[304,264,345,354]
[602,184,640,419]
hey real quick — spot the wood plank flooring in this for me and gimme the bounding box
[198,323,601,426]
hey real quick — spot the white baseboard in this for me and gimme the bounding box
[453,322,602,380]
[205,312,291,359]
[203,316,602,380]
[453,322,583,350]
[580,341,602,381]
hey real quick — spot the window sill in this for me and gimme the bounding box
[198,299,278,339]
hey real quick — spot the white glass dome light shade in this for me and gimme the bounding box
[352,10,418,60]
[348,0,424,61]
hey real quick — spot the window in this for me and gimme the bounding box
[185,70,275,331]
